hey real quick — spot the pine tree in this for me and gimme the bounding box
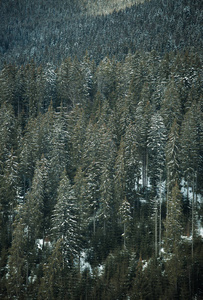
[73,166,89,272]
[49,104,69,187]
[164,181,183,253]
[124,122,141,209]
[180,101,201,259]
[119,197,132,249]
[134,89,151,190]
[0,104,18,289]
[69,106,86,172]
[1,149,19,242]
[38,238,68,300]
[131,257,150,300]
[147,112,166,192]
[180,102,199,191]
[161,77,182,132]
[56,57,73,108]
[6,157,48,298]
[6,216,27,299]
[165,119,180,215]
[96,56,116,100]
[24,60,39,118]
[114,137,126,213]
[163,182,183,294]
[99,163,114,236]
[85,161,100,236]
[52,170,79,267]
[0,64,17,108]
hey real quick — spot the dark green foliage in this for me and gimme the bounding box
[0,1,202,297]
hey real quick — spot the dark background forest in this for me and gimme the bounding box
[0,0,202,299]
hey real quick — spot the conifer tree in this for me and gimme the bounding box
[96,56,116,100]
[134,88,151,189]
[114,137,126,213]
[148,112,166,191]
[7,158,46,298]
[119,197,132,249]
[164,182,183,294]
[99,163,114,236]
[164,181,183,253]
[49,104,69,186]
[56,57,73,108]
[124,122,141,208]
[6,216,27,299]
[52,170,79,267]
[38,238,68,300]
[165,119,180,214]
[161,77,182,131]
[73,166,89,262]
[0,64,17,108]
[69,106,86,172]
[180,102,199,191]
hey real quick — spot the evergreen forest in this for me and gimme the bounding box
[0,0,203,299]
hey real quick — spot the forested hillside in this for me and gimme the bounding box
[0,0,202,67]
[0,0,203,299]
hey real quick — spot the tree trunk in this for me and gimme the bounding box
[191,174,195,260]
[155,198,158,258]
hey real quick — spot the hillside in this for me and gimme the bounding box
[0,0,202,67]
[0,0,202,299]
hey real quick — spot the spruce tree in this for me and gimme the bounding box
[52,170,79,267]
[164,182,183,294]
[147,112,166,192]
[119,197,132,249]
[165,119,180,215]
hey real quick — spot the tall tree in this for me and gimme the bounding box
[147,112,166,192]
[99,163,114,236]
[165,119,180,215]
[6,158,46,298]
[124,122,141,209]
[52,170,79,268]
[164,181,183,294]
[134,87,151,189]
[161,77,182,132]
[119,197,132,249]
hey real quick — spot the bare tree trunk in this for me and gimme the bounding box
[191,173,195,260]
[155,198,158,258]
[159,174,162,255]
[124,222,126,249]
[166,168,169,218]
[93,209,96,236]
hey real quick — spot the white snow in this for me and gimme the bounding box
[36,238,51,250]
[181,235,192,242]
[80,251,93,275]
[199,227,203,238]
[142,260,148,270]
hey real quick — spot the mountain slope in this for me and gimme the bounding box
[0,0,202,67]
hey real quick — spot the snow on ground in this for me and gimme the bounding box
[80,251,93,274]
[142,260,148,270]
[79,250,104,276]
[199,227,203,238]
[180,178,202,205]
[197,219,203,238]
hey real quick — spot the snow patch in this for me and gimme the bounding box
[36,238,51,250]
[80,251,93,275]
[142,260,148,270]
[181,235,192,242]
